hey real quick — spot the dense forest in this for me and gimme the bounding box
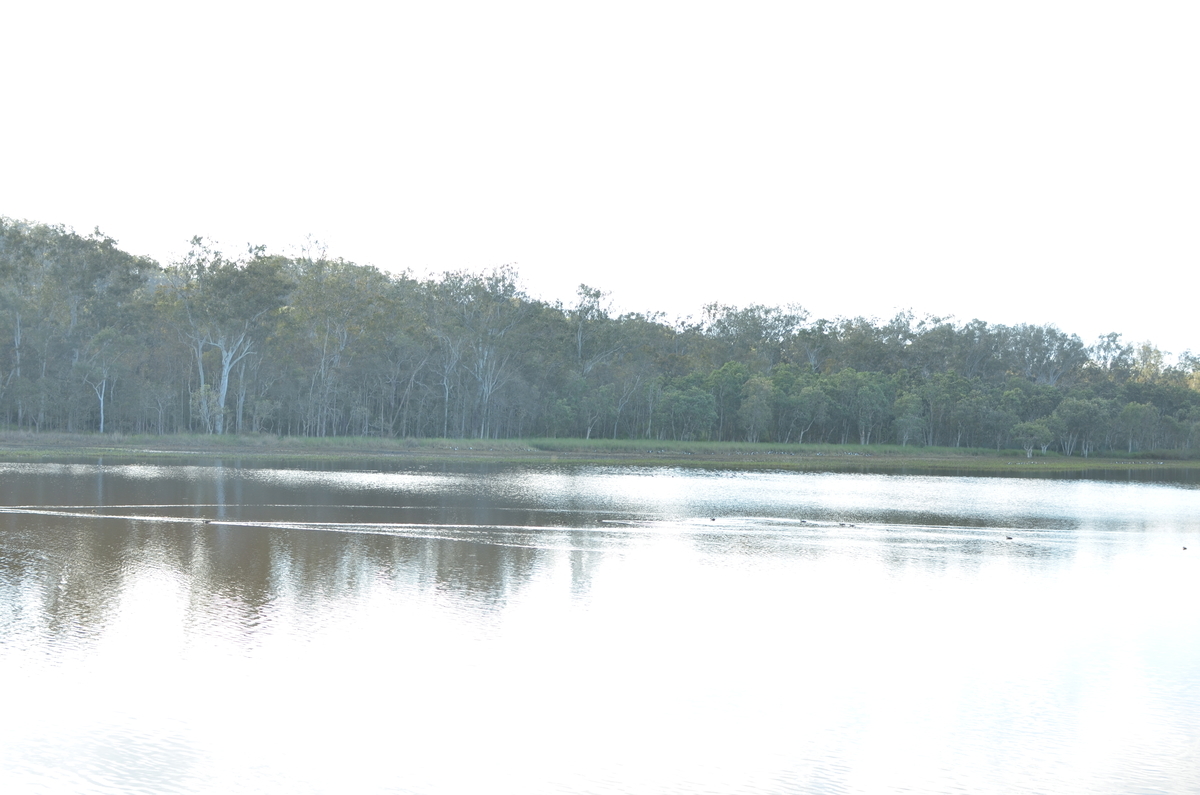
[2,217,1199,456]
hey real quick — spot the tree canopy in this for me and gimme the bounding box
[2,217,1199,455]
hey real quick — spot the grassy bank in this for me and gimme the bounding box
[0,430,1196,475]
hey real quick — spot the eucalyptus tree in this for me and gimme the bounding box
[766,363,803,441]
[464,271,533,438]
[13,212,1200,449]
[427,308,466,439]
[700,302,807,371]
[917,372,971,446]
[605,311,674,438]
[955,319,1009,382]
[282,256,394,436]
[0,219,154,431]
[903,317,957,378]
[68,232,155,433]
[1184,407,1200,451]
[426,266,531,438]
[949,386,989,447]
[570,285,622,374]
[785,318,836,374]
[1182,354,1200,395]
[562,285,624,437]
[75,327,126,433]
[1008,324,1088,387]
[825,319,892,374]
[1133,343,1167,383]
[846,370,892,445]
[165,239,292,434]
[1115,402,1159,453]
[1050,397,1108,457]
[125,300,186,434]
[706,361,750,440]
[788,385,830,444]
[738,375,774,442]
[893,391,924,446]
[0,219,41,412]
[374,277,434,438]
[655,384,716,441]
[1088,333,1135,383]
[1012,420,1054,457]
[833,315,906,374]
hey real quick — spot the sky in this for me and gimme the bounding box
[3,1,1198,356]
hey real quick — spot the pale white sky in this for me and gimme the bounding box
[3,2,1197,356]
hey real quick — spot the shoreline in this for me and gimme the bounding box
[0,431,1195,476]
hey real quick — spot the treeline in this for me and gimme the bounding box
[2,217,1199,455]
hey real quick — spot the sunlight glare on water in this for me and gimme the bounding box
[0,461,1197,794]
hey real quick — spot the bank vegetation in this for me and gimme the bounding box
[3,217,1200,461]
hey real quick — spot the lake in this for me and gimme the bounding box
[0,459,1197,794]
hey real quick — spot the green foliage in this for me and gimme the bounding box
[3,215,1200,456]
[1012,420,1054,458]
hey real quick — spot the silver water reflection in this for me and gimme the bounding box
[0,461,1198,794]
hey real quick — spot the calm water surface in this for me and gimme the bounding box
[0,460,1197,794]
